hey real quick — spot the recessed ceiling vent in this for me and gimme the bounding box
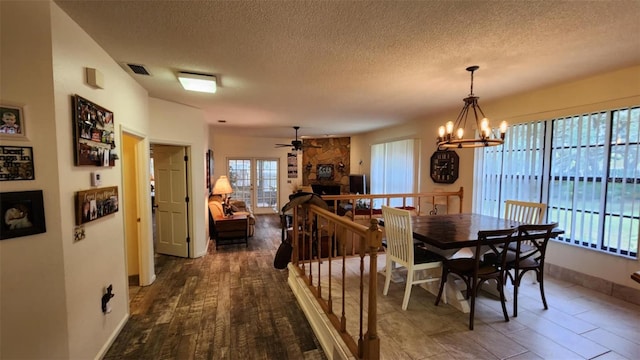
[126,63,151,75]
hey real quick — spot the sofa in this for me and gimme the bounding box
[208,196,256,238]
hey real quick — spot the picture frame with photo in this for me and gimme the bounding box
[75,186,119,225]
[0,104,27,140]
[72,95,116,166]
[0,190,46,240]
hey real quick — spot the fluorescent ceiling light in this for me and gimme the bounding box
[177,72,217,93]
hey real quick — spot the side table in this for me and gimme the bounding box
[214,214,248,248]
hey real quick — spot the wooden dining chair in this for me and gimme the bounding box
[504,200,547,225]
[434,227,517,330]
[381,206,444,310]
[503,200,548,257]
[506,222,558,317]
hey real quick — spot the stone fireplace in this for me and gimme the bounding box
[302,137,350,194]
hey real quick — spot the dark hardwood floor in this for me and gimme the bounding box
[106,214,326,360]
[107,212,640,359]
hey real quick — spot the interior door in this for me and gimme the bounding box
[228,158,279,214]
[153,145,189,257]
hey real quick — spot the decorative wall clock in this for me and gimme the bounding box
[430,150,459,184]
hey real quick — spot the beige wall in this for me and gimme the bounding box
[0,2,69,358]
[50,2,152,358]
[1,1,209,358]
[352,65,640,289]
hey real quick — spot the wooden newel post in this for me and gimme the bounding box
[362,219,381,360]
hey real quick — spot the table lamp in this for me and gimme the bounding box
[212,175,233,216]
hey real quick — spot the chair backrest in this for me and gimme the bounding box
[476,228,519,269]
[381,206,415,266]
[515,223,558,263]
[504,200,547,225]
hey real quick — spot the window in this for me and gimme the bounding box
[475,106,639,258]
[473,122,546,217]
[370,139,417,207]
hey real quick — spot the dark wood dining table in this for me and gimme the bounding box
[378,213,563,312]
[406,213,521,249]
[379,213,520,250]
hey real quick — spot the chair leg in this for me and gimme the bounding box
[402,269,414,310]
[434,267,447,306]
[513,272,520,317]
[469,280,476,330]
[537,269,548,310]
[383,258,392,296]
[498,278,510,323]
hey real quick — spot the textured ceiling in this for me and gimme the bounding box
[54,0,640,138]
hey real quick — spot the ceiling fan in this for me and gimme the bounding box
[275,126,321,151]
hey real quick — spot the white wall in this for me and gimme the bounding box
[149,98,209,257]
[352,65,640,289]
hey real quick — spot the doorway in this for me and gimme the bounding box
[152,144,190,257]
[121,131,156,301]
[227,158,279,214]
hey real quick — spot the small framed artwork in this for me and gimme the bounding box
[0,104,26,140]
[72,95,116,166]
[75,186,119,225]
[0,190,46,240]
[0,145,35,181]
[206,149,213,192]
[317,164,334,180]
[287,152,298,178]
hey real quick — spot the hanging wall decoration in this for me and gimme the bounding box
[287,152,298,178]
[75,186,119,225]
[0,190,46,240]
[72,95,116,166]
[0,104,27,140]
[0,145,34,181]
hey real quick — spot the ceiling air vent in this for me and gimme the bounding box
[126,63,151,75]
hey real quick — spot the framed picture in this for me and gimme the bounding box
[206,149,213,192]
[287,152,298,178]
[0,146,35,181]
[75,186,119,225]
[317,164,334,180]
[0,104,26,139]
[0,190,46,240]
[72,95,116,166]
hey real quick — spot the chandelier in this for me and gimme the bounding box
[437,66,507,150]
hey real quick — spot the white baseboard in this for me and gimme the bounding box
[95,313,129,360]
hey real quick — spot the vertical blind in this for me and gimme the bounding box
[371,139,416,207]
[475,106,639,258]
[473,122,546,217]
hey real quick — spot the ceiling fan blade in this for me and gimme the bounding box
[274,144,291,147]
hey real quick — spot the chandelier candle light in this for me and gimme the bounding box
[437,66,507,150]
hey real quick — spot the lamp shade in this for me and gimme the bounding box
[212,175,233,195]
